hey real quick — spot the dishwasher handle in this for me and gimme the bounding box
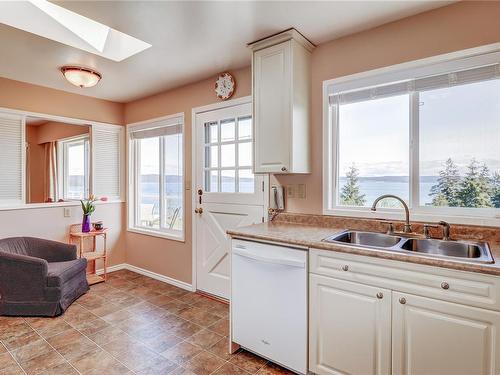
[232,247,306,268]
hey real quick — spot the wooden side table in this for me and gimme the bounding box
[69,224,108,285]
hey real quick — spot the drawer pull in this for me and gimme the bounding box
[441,282,450,290]
[376,292,383,299]
[341,265,349,272]
[399,297,406,305]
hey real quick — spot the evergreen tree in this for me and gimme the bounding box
[430,158,461,207]
[457,159,492,208]
[491,172,500,208]
[340,164,366,206]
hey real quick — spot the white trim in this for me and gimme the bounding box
[191,96,253,294]
[323,43,500,226]
[126,227,185,242]
[0,199,123,212]
[126,112,185,241]
[96,263,193,291]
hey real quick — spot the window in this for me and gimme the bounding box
[58,135,90,200]
[325,50,500,223]
[128,114,184,239]
[204,116,254,193]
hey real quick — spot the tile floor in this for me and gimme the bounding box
[0,270,293,375]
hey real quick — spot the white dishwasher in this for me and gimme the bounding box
[231,239,308,374]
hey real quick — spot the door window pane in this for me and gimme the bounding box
[205,170,218,192]
[337,94,410,207]
[238,116,252,140]
[239,169,254,193]
[238,142,252,167]
[221,144,235,167]
[220,119,235,142]
[138,137,160,229]
[205,121,218,144]
[420,80,500,208]
[205,146,218,168]
[221,170,235,192]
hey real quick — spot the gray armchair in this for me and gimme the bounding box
[0,237,89,316]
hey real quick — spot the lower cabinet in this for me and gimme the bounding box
[309,274,391,375]
[310,273,500,375]
[392,291,500,375]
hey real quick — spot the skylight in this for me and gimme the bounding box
[0,0,151,62]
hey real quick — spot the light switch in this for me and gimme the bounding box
[297,184,306,199]
[64,207,71,217]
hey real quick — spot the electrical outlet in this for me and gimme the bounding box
[297,184,306,199]
[63,207,71,217]
[286,185,296,199]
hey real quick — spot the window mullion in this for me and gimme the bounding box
[159,136,166,229]
[409,91,420,211]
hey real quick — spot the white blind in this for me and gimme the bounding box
[92,125,123,200]
[128,115,183,139]
[0,114,23,204]
[330,63,500,105]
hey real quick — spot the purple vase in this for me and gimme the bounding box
[82,214,91,233]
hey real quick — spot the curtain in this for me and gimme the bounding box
[44,142,58,202]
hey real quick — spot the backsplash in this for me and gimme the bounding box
[273,212,500,246]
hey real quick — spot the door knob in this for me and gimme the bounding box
[194,208,203,214]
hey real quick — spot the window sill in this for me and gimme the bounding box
[323,208,500,228]
[0,199,124,212]
[127,227,185,242]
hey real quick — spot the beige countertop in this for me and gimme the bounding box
[227,221,500,277]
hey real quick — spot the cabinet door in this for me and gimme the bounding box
[309,274,391,375]
[392,292,500,375]
[253,41,291,173]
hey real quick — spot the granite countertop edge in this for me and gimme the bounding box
[227,223,500,277]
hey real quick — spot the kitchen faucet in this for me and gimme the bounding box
[371,194,412,233]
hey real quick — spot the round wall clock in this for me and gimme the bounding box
[215,72,235,100]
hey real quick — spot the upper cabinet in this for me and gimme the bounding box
[249,29,314,174]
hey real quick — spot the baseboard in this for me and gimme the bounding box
[96,263,193,292]
[96,263,127,275]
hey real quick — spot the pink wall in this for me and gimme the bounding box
[124,66,251,283]
[123,1,500,285]
[0,77,124,124]
[0,80,126,267]
[275,1,500,214]
[36,121,89,144]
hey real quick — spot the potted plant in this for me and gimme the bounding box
[80,195,97,233]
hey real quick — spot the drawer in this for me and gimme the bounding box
[310,248,500,312]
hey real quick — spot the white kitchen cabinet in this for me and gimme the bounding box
[309,248,500,375]
[309,274,391,375]
[249,29,314,174]
[392,291,500,375]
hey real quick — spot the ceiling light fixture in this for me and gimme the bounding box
[61,66,102,88]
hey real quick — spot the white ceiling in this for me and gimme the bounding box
[0,1,453,103]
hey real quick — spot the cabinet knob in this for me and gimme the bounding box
[194,208,203,214]
[341,265,349,272]
[441,282,450,290]
[399,297,406,305]
[281,167,287,172]
[376,292,383,299]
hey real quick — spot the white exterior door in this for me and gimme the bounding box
[194,101,266,299]
[309,274,392,375]
[392,291,500,375]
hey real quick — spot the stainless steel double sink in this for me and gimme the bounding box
[323,230,494,264]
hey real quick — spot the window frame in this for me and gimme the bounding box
[57,134,90,201]
[127,113,185,241]
[323,45,500,226]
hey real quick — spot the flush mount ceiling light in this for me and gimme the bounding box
[61,66,102,88]
[0,0,151,62]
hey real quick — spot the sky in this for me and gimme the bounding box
[338,78,500,178]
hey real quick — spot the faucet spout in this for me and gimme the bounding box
[371,194,412,233]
